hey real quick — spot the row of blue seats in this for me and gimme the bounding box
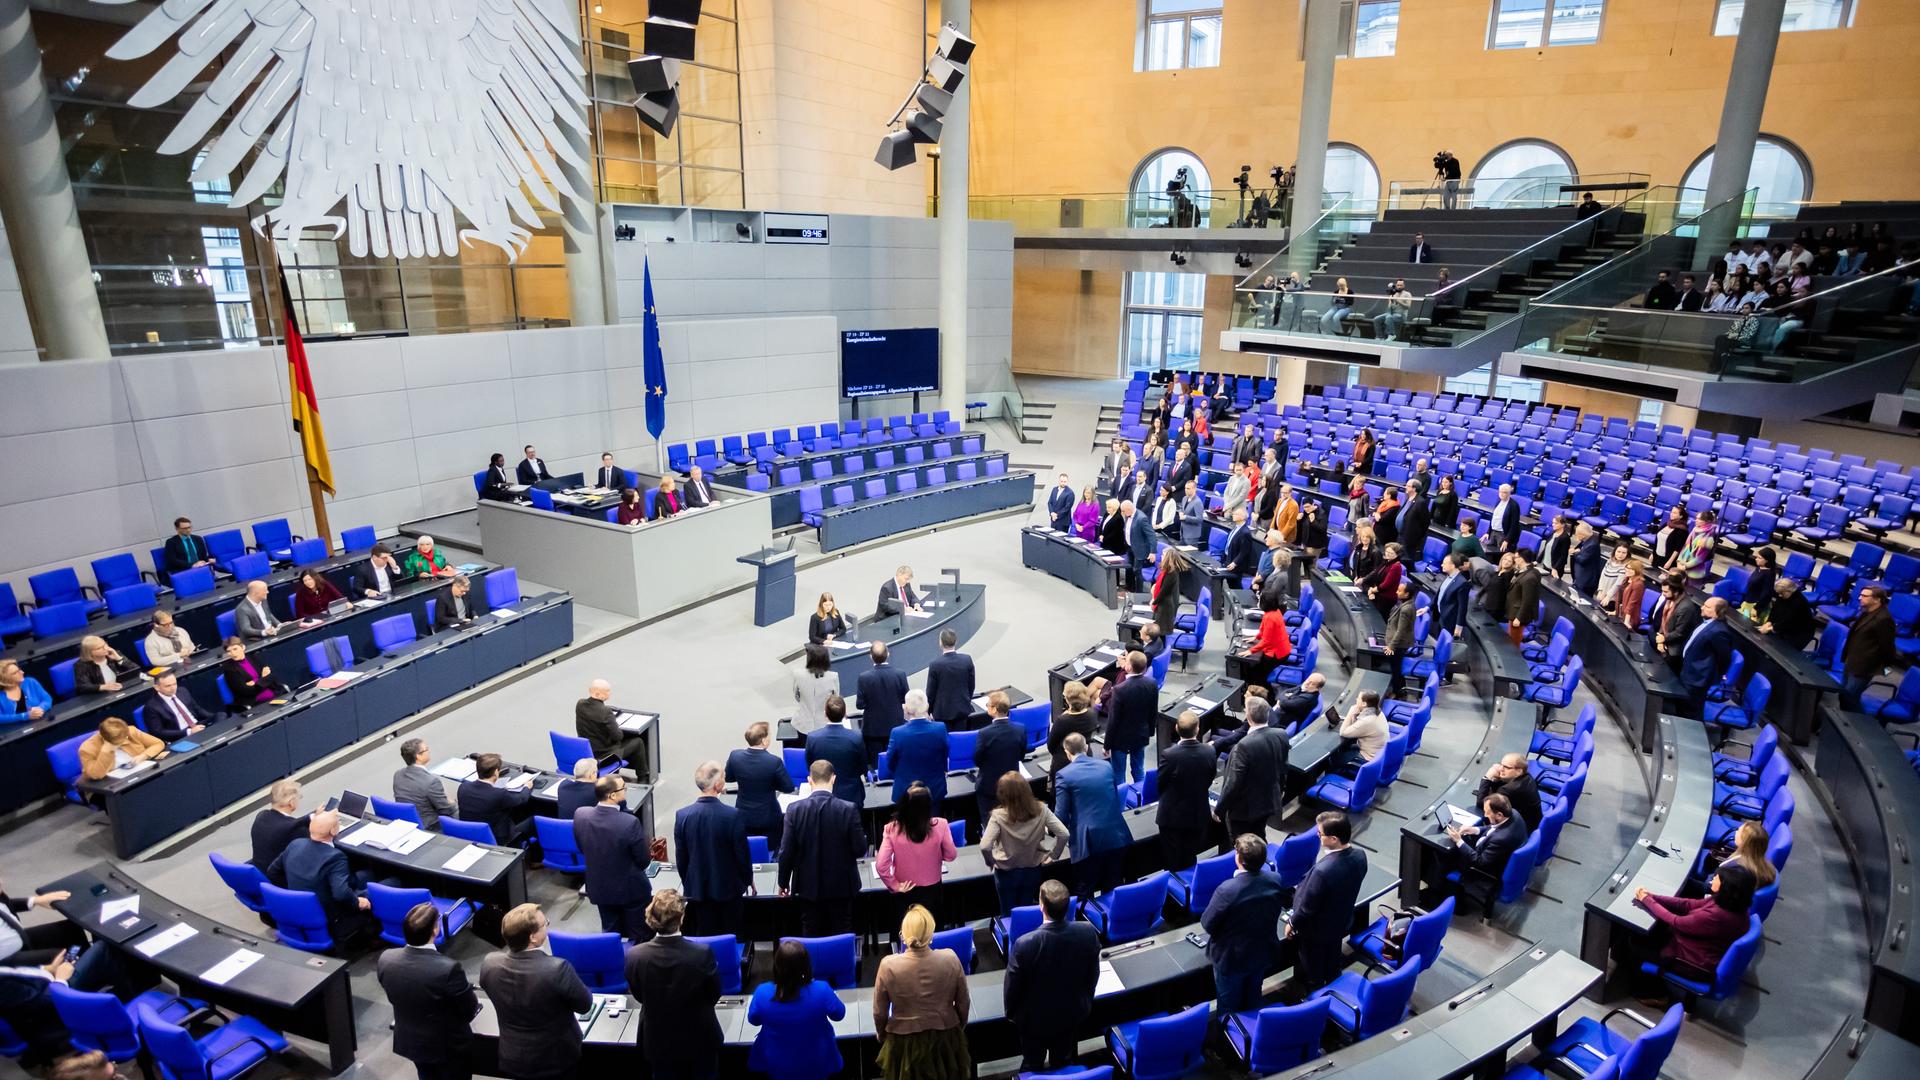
[766,437,986,489]
[796,457,1010,527]
[666,412,965,474]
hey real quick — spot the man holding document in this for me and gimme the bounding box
[876,565,925,618]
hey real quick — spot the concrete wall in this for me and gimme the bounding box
[0,316,837,593]
[0,214,35,366]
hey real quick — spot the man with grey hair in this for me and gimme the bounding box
[392,737,456,829]
[876,564,923,618]
[431,574,476,631]
[888,686,951,804]
[674,761,750,936]
[250,777,309,871]
[576,677,647,775]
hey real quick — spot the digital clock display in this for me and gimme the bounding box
[763,212,830,245]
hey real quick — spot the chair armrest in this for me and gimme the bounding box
[206,1036,273,1067]
[141,571,160,584]
[1319,985,1361,1011]
[80,586,100,600]
[1109,1024,1135,1059]
[16,600,33,612]
[1600,1005,1659,1033]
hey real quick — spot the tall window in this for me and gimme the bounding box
[1125,272,1206,373]
[589,0,746,208]
[1299,1,1401,59]
[1130,150,1212,228]
[1324,144,1382,213]
[1446,363,1544,401]
[1680,137,1811,217]
[1487,0,1605,48]
[1143,0,1223,71]
[1471,140,1577,208]
[1715,0,1855,34]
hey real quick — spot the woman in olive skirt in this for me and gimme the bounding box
[872,904,971,1079]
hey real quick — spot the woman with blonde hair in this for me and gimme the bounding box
[79,716,164,780]
[1320,277,1355,335]
[1719,820,1778,890]
[873,903,971,1079]
[74,635,138,694]
[1595,542,1632,607]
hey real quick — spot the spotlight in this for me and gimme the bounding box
[913,82,954,118]
[649,0,703,20]
[927,56,967,93]
[904,110,943,144]
[1169,247,1188,267]
[627,56,681,95]
[613,223,636,241]
[936,23,976,66]
[875,21,974,173]
[875,129,917,170]
[1235,248,1253,268]
[636,87,681,138]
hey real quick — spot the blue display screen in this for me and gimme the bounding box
[841,328,939,398]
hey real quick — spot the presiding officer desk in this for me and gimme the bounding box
[1536,575,1687,761]
[478,487,773,621]
[711,431,985,493]
[829,581,987,682]
[1579,714,1713,1001]
[1022,525,1127,607]
[77,587,575,857]
[47,862,356,1073]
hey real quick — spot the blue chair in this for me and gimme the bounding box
[1013,701,1050,751]
[1705,650,1746,702]
[28,568,103,617]
[304,636,355,678]
[528,487,556,512]
[485,568,521,608]
[0,582,29,642]
[1171,850,1235,915]
[226,551,271,582]
[549,930,627,991]
[781,747,808,785]
[1082,870,1170,944]
[1222,997,1332,1074]
[896,926,976,973]
[785,934,859,989]
[1119,767,1158,811]
[1169,588,1210,669]
[553,730,622,776]
[289,537,328,564]
[90,553,151,593]
[215,609,237,642]
[371,795,423,825]
[340,525,377,552]
[47,732,91,804]
[1106,1000,1210,1080]
[1863,667,1920,724]
[1522,655,1583,726]
[209,852,272,918]
[747,835,772,863]
[688,934,748,994]
[371,613,417,652]
[1311,955,1423,1041]
[947,729,978,771]
[1712,725,1778,787]
[948,819,967,847]
[440,818,497,844]
[992,903,1045,956]
[52,984,205,1064]
[1505,1003,1683,1080]
[366,883,476,947]
[135,1000,288,1080]
[535,816,588,873]
[1448,830,1541,917]
[170,565,217,599]
[104,582,160,617]
[1350,896,1454,975]
[1268,829,1320,889]
[251,519,299,561]
[1149,645,1172,684]
[1705,672,1770,743]
[30,601,90,639]
[259,884,333,953]
[1306,753,1382,812]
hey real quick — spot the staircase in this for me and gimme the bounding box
[1092,401,1127,451]
[1725,307,1920,383]
[1019,399,1055,444]
[1408,223,1647,347]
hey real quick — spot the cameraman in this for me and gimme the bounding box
[1435,151,1462,209]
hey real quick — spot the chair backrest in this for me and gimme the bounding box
[170,564,216,598]
[1355,956,1423,1037]
[747,835,772,863]
[1615,1004,1686,1080]
[1149,645,1173,683]
[259,883,333,952]
[1186,851,1237,912]
[1743,672,1773,719]
[290,537,328,564]
[104,583,159,617]
[228,551,271,581]
[1377,729,1409,786]
[209,851,270,911]
[28,567,85,607]
[1012,701,1050,750]
[136,1001,224,1080]
[1498,829,1543,903]
[548,930,626,991]
[371,613,418,651]
[535,815,587,872]
[366,882,435,947]
[1249,997,1332,1073]
[51,983,142,1060]
[91,553,144,592]
[947,729,978,770]
[1400,895,1455,974]
[687,934,744,993]
[485,568,521,609]
[1106,871,1171,941]
[1131,1001,1212,1078]
[371,795,422,825]
[252,519,294,551]
[305,636,354,678]
[30,600,91,639]
[340,525,377,552]
[47,731,90,799]
[928,925,975,972]
[1766,822,1794,873]
[1271,829,1320,888]
[782,747,808,785]
[440,818,497,844]
[786,934,859,988]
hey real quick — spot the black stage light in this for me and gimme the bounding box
[905,110,943,144]
[627,55,681,94]
[913,81,953,118]
[928,55,967,93]
[644,17,698,60]
[650,0,703,23]
[876,129,916,170]
[636,87,681,137]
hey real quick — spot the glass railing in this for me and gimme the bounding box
[1383,172,1652,212]
[1512,259,1920,380]
[964,188,1362,230]
[1517,190,1754,313]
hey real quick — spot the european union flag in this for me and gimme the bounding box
[642,256,668,440]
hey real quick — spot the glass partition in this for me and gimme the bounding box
[1383,172,1651,212]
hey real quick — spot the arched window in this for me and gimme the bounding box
[1324,144,1381,213]
[1680,136,1811,217]
[1130,149,1211,228]
[1469,140,1577,209]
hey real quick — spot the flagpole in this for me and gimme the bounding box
[276,248,334,553]
[644,239,667,475]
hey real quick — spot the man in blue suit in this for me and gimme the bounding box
[726,721,794,852]
[925,630,976,724]
[1287,811,1368,993]
[1679,596,1737,720]
[856,642,911,762]
[1219,506,1257,582]
[778,762,868,935]
[1445,792,1527,914]
[572,775,653,941]
[268,809,375,943]
[971,690,1027,824]
[1123,499,1158,592]
[1105,652,1157,787]
[456,754,536,844]
[803,695,868,806]
[1054,733,1132,900]
[1201,833,1287,1012]
[887,690,950,804]
[1047,472,1076,533]
[1433,553,1472,640]
[1004,879,1101,1072]
[673,761,752,938]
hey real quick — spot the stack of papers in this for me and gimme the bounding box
[99,897,140,921]
[432,757,479,782]
[1188,696,1219,712]
[134,924,197,958]
[618,712,657,733]
[971,695,991,712]
[202,949,263,986]
[1094,961,1124,996]
[538,778,567,799]
[354,598,385,609]
[493,609,521,623]
[442,844,489,872]
[317,671,363,689]
[775,791,805,813]
[340,820,421,850]
[387,827,433,855]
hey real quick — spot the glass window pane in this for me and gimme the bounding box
[695,13,738,70]
[1680,138,1809,218]
[1186,15,1223,67]
[1128,271,1205,308]
[603,158,679,205]
[1470,141,1576,208]
[1127,312,1165,372]
[1353,1,1399,57]
[1151,0,1219,13]
[1716,0,1851,35]
[1164,313,1203,371]
[1547,0,1603,44]
[1490,0,1546,48]
[679,116,742,173]
[1146,17,1185,70]
[1323,145,1381,213]
[680,63,740,121]
[681,167,744,208]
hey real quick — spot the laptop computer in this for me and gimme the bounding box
[1435,801,1482,832]
[335,789,371,820]
[326,598,352,617]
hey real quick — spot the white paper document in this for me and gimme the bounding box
[971,695,990,712]
[321,670,364,684]
[618,712,656,733]
[828,640,863,650]
[432,757,479,782]
[354,599,385,610]
[902,609,933,619]
[441,844,488,872]
[1187,697,1218,712]
[1095,961,1124,996]
[1132,604,1154,613]
[1095,646,1123,658]
[538,778,567,799]
[775,790,805,813]
[134,923,197,958]
[99,897,140,921]
[201,949,264,986]
[387,828,432,855]
[492,609,521,622]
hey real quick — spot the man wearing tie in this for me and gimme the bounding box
[595,452,626,491]
[1047,473,1076,532]
[875,565,923,618]
[1679,597,1737,719]
[1166,444,1198,496]
[1156,711,1217,870]
[1434,553,1472,639]
[572,775,654,940]
[1395,479,1431,566]
[925,629,976,725]
[516,445,551,485]
[778,761,868,935]
[1408,231,1433,263]
[1123,500,1157,592]
[351,544,410,598]
[683,465,716,508]
[674,762,753,937]
[970,690,1027,824]
[1200,833,1286,1012]
[1220,506,1256,582]
[1177,480,1207,546]
[1487,483,1521,550]
[145,671,208,740]
[234,580,283,642]
[162,516,216,575]
[1650,578,1700,676]
[376,902,482,1080]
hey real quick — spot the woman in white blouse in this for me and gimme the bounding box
[790,642,841,733]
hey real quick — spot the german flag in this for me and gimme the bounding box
[279,270,334,495]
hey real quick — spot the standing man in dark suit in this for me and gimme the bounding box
[1123,500,1157,592]
[1395,480,1431,567]
[144,671,210,740]
[1201,833,1287,1013]
[1166,445,1198,501]
[1054,734,1132,900]
[1106,651,1157,787]
[886,691,949,803]
[1156,711,1217,870]
[1232,423,1263,467]
[971,690,1027,824]
[803,696,868,806]
[1444,793,1528,913]
[624,891,723,1080]
[1287,811,1368,993]
[574,775,654,941]
[515,445,552,485]
[1111,468,1139,509]
[673,762,752,937]
[377,903,482,1080]
[1219,506,1257,582]
[576,678,649,774]
[925,629,976,725]
[1678,597,1737,719]
[1487,484,1521,551]
[1047,472,1076,532]
[1842,585,1897,710]
[162,516,217,576]
[875,565,923,618]
[683,465,717,508]
[1650,578,1702,677]
[856,642,910,761]
[727,721,795,851]
[479,905,592,1080]
[1506,549,1543,648]
[456,754,536,845]
[777,762,868,935]
[1408,231,1433,263]
[1003,879,1101,1073]
[1178,480,1207,546]
[594,452,626,491]
[1433,554,1472,640]
[1215,699,1288,847]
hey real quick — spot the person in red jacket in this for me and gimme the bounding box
[1628,862,1756,1003]
[1240,593,1294,685]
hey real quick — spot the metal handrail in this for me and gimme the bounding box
[1428,188,1670,302]
[1232,195,1359,290]
[1527,190,1753,302]
[1525,256,1920,317]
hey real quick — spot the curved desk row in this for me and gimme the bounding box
[712,431,984,492]
[1309,565,1387,670]
[1808,1018,1920,1080]
[767,452,1009,528]
[817,471,1038,552]
[1706,586,1839,745]
[1022,526,1127,608]
[0,565,502,816]
[829,582,987,683]
[79,591,574,857]
[1536,575,1687,761]
[1578,714,1713,1001]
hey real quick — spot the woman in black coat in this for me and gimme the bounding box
[1430,475,1461,531]
[1569,524,1604,596]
